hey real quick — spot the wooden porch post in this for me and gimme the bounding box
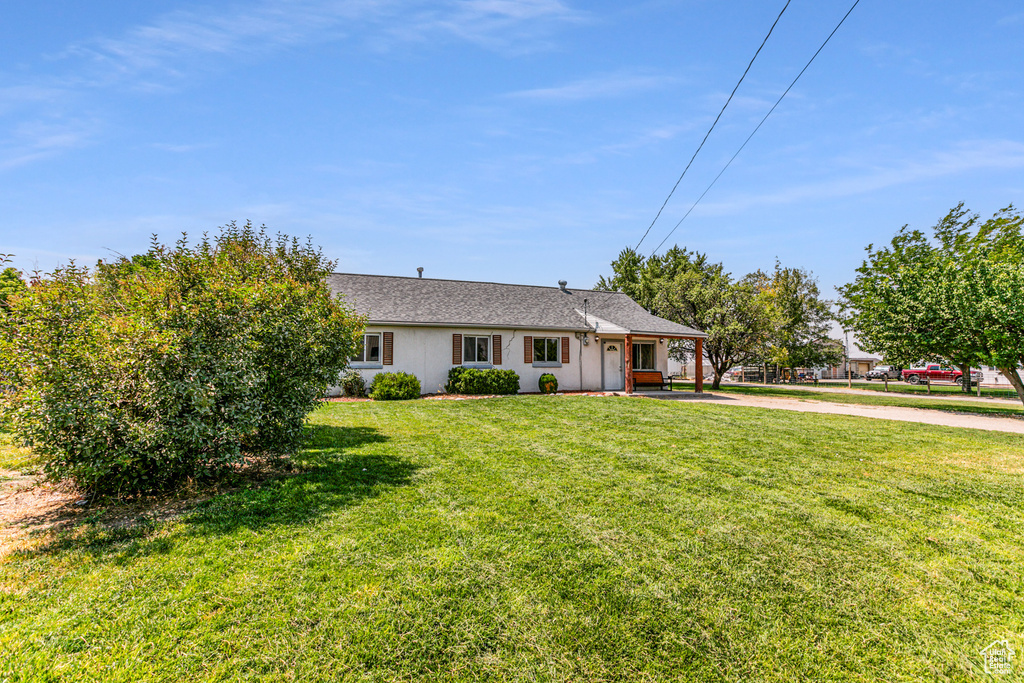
[695,337,704,393]
[624,333,633,394]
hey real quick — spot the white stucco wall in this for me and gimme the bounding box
[330,326,674,395]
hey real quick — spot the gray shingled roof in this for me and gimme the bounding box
[327,273,706,337]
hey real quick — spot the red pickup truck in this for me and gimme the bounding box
[902,365,982,385]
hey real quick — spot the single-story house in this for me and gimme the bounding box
[327,273,707,395]
[819,325,881,379]
[979,366,1021,387]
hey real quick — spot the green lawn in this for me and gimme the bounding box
[0,428,38,480]
[3,397,1023,681]
[676,382,1024,418]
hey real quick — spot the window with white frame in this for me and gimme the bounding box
[351,333,381,364]
[631,341,656,371]
[463,335,490,364]
[533,337,560,365]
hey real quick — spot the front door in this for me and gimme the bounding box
[602,342,624,391]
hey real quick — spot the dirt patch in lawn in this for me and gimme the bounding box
[0,457,298,557]
[0,472,85,555]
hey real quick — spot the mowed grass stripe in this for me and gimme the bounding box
[314,398,1023,679]
[1,397,1022,681]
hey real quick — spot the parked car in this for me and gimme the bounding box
[720,367,741,382]
[902,364,983,385]
[865,365,901,381]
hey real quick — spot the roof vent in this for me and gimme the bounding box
[417,267,424,278]
[558,280,568,292]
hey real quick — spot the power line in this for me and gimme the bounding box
[649,0,863,257]
[634,0,792,251]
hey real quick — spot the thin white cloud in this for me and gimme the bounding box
[697,140,1024,215]
[596,123,694,152]
[0,0,580,172]
[859,42,913,60]
[504,71,676,102]
[391,0,580,53]
[64,0,578,86]
[545,123,698,165]
[0,85,68,115]
[996,11,1024,26]
[0,119,95,170]
[151,142,216,153]
[720,93,778,112]
[68,1,383,82]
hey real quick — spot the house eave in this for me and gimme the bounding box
[362,320,708,337]
[365,319,591,332]
[625,330,708,339]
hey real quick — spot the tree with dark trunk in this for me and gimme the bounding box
[598,247,776,390]
[758,262,842,375]
[839,204,1024,406]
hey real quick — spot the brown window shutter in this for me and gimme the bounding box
[492,335,502,366]
[561,337,570,364]
[382,332,393,365]
[453,333,462,365]
[524,336,533,364]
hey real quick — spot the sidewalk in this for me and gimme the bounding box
[647,391,1024,434]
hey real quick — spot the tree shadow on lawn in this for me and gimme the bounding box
[190,425,411,534]
[9,424,417,562]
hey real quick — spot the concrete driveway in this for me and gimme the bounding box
[640,391,1024,435]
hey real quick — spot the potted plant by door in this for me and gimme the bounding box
[538,373,558,394]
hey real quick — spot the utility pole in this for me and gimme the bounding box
[844,329,852,389]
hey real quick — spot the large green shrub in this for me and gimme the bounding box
[369,372,421,400]
[445,367,520,395]
[445,367,466,394]
[0,224,365,496]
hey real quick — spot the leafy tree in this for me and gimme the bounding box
[934,204,1024,395]
[966,258,1024,400]
[760,262,842,371]
[596,246,711,315]
[839,204,1024,403]
[656,262,775,390]
[598,247,776,389]
[838,226,947,368]
[0,255,26,310]
[0,256,27,393]
[0,223,365,495]
[595,247,652,309]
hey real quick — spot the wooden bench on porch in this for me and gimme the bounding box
[632,371,674,392]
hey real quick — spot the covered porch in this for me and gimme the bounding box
[592,329,706,395]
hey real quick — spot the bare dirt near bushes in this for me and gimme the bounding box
[0,458,291,557]
[0,473,84,555]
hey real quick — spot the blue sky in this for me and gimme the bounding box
[2,1,1023,295]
